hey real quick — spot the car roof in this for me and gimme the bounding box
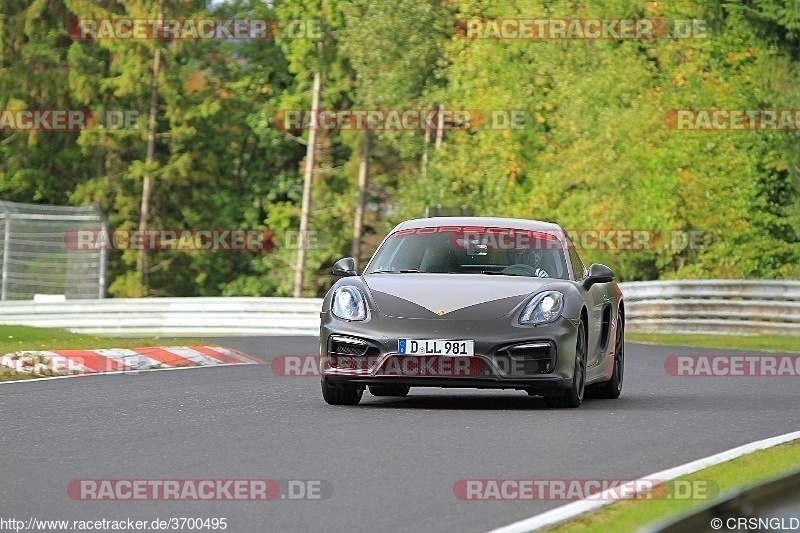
[391,217,565,234]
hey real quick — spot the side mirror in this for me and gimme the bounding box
[332,257,357,277]
[583,263,614,289]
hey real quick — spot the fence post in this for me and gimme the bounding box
[1,215,10,301]
[99,222,107,298]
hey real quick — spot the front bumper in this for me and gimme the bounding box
[319,314,579,393]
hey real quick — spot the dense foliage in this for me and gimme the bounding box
[1,0,798,297]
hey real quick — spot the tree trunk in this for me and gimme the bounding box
[435,102,444,149]
[293,58,322,298]
[351,130,370,260]
[421,112,431,178]
[136,0,163,294]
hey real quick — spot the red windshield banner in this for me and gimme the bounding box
[391,227,560,252]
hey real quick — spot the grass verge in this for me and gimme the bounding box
[543,440,800,532]
[628,332,800,353]
[0,325,208,381]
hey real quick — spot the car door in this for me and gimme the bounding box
[567,239,612,369]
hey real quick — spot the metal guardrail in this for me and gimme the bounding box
[0,297,324,337]
[619,280,800,336]
[0,280,798,337]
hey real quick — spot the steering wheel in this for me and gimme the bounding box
[501,264,544,277]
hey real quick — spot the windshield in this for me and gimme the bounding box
[366,226,568,279]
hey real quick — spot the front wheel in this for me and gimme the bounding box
[592,316,624,399]
[321,380,363,405]
[544,321,587,408]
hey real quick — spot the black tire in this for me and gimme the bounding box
[321,380,363,405]
[592,316,624,399]
[368,384,411,397]
[545,321,587,408]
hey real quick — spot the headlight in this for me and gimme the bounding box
[520,291,564,325]
[332,286,368,321]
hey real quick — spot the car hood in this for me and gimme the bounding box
[363,274,553,319]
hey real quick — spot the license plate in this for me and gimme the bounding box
[398,339,475,356]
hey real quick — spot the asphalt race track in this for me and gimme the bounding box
[2,337,799,533]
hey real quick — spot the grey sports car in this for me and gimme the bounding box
[319,217,624,408]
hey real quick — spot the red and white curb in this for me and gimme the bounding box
[0,346,261,382]
[488,429,800,532]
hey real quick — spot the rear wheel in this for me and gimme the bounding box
[545,321,586,408]
[321,380,363,405]
[368,384,411,397]
[592,316,624,399]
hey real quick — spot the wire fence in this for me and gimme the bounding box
[0,200,107,300]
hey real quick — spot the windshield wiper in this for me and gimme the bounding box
[373,269,421,274]
[480,270,527,277]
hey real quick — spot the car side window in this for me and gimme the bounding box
[567,240,587,281]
